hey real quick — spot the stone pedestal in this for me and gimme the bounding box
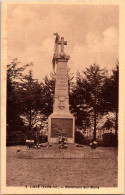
[48,113,75,143]
[48,54,75,143]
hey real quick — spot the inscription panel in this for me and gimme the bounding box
[51,118,73,138]
[56,74,68,91]
[55,64,68,96]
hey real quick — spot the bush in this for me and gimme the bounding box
[75,131,84,144]
[90,141,98,149]
[103,133,118,147]
[39,135,48,143]
[75,131,92,145]
[6,141,26,146]
[96,140,104,147]
[83,137,91,145]
[7,131,27,146]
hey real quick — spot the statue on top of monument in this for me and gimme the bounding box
[53,32,60,55]
[52,32,60,73]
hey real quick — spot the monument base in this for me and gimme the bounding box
[48,113,75,144]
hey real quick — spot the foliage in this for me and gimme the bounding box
[7,59,31,135]
[83,63,107,141]
[101,62,119,136]
[75,131,84,144]
[39,134,48,143]
[40,73,56,118]
[19,70,44,131]
[102,133,118,147]
[69,72,91,129]
[7,59,119,146]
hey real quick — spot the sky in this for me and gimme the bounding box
[7,4,119,81]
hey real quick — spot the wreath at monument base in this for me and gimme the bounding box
[58,136,67,149]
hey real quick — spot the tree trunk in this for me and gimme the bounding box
[115,109,118,145]
[93,92,97,141]
[29,109,32,131]
[93,109,97,141]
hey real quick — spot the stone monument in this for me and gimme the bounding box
[48,33,75,143]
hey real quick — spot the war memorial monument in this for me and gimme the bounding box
[48,33,75,143]
[19,34,86,158]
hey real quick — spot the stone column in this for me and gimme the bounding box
[48,45,75,143]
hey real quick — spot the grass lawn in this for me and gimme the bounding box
[6,145,118,187]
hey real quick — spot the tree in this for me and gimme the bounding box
[83,63,106,141]
[7,58,31,135]
[69,72,91,129]
[101,62,119,137]
[40,73,56,118]
[19,70,43,132]
[112,64,119,136]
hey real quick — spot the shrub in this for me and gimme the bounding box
[75,131,84,144]
[39,135,48,143]
[90,141,98,149]
[96,140,104,147]
[83,137,91,145]
[6,141,26,146]
[103,133,118,147]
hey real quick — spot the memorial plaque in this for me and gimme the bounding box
[51,118,73,138]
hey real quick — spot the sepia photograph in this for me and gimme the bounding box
[1,0,125,194]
